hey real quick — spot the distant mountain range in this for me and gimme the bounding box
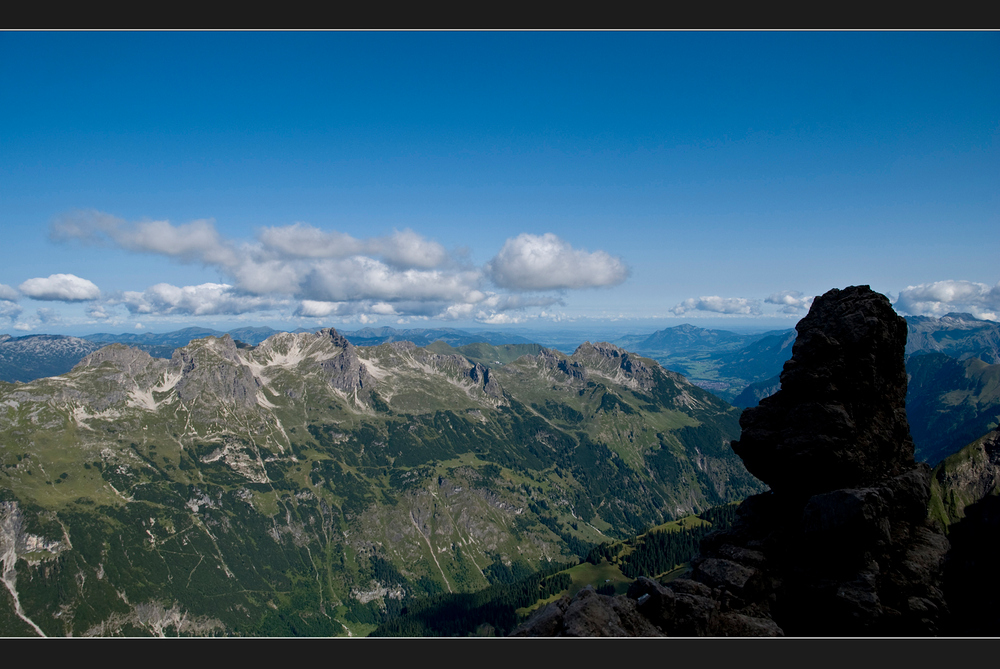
[0,334,104,383]
[0,326,538,383]
[3,314,998,470]
[906,312,1000,364]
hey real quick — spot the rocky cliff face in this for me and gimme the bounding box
[514,285,952,636]
[316,328,374,393]
[929,426,1000,528]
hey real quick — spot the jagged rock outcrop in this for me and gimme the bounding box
[572,342,658,392]
[468,363,503,399]
[535,347,587,382]
[317,328,374,393]
[174,335,260,411]
[733,285,915,497]
[512,285,951,637]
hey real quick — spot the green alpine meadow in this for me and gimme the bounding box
[0,329,761,636]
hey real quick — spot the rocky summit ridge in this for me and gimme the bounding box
[513,286,953,636]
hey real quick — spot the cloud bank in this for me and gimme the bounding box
[895,280,1000,321]
[48,210,629,324]
[19,274,100,302]
[765,290,814,314]
[671,296,763,316]
[116,283,288,317]
[0,300,22,322]
[0,284,19,302]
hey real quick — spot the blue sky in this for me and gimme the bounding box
[2,31,998,335]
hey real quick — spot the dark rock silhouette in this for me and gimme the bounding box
[512,286,951,636]
[733,285,915,497]
[509,586,664,637]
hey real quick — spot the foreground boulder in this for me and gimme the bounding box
[512,286,950,636]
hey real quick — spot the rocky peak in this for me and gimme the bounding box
[733,285,914,497]
[572,341,657,391]
[173,336,260,411]
[468,362,504,399]
[514,285,950,637]
[940,312,979,323]
[76,343,160,374]
[572,341,623,360]
[317,328,374,393]
[317,327,353,351]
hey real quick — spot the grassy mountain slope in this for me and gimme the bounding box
[928,426,1000,531]
[906,352,1000,465]
[0,330,760,636]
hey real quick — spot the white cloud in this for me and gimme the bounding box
[765,290,814,314]
[296,300,347,318]
[374,229,449,269]
[298,258,483,304]
[19,274,101,302]
[117,283,288,317]
[257,224,447,269]
[671,296,763,316]
[51,211,632,322]
[258,223,366,259]
[0,300,23,321]
[895,280,1000,321]
[35,308,61,324]
[486,233,629,291]
[115,219,237,266]
[49,209,122,245]
[51,210,237,266]
[0,284,19,301]
[476,313,525,325]
[86,305,113,321]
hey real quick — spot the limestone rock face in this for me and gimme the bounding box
[174,335,260,411]
[468,363,504,399]
[316,328,374,393]
[733,286,915,497]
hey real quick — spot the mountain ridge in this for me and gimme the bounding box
[0,327,761,636]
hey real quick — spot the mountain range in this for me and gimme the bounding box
[3,296,1000,636]
[5,313,997,468]
[0,327,539,384]
[0,330,760,636]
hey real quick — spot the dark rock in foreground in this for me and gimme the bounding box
[512,286,951,637]
[733,285,915,497]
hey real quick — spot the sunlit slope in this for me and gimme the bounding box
[0,329,761,636]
